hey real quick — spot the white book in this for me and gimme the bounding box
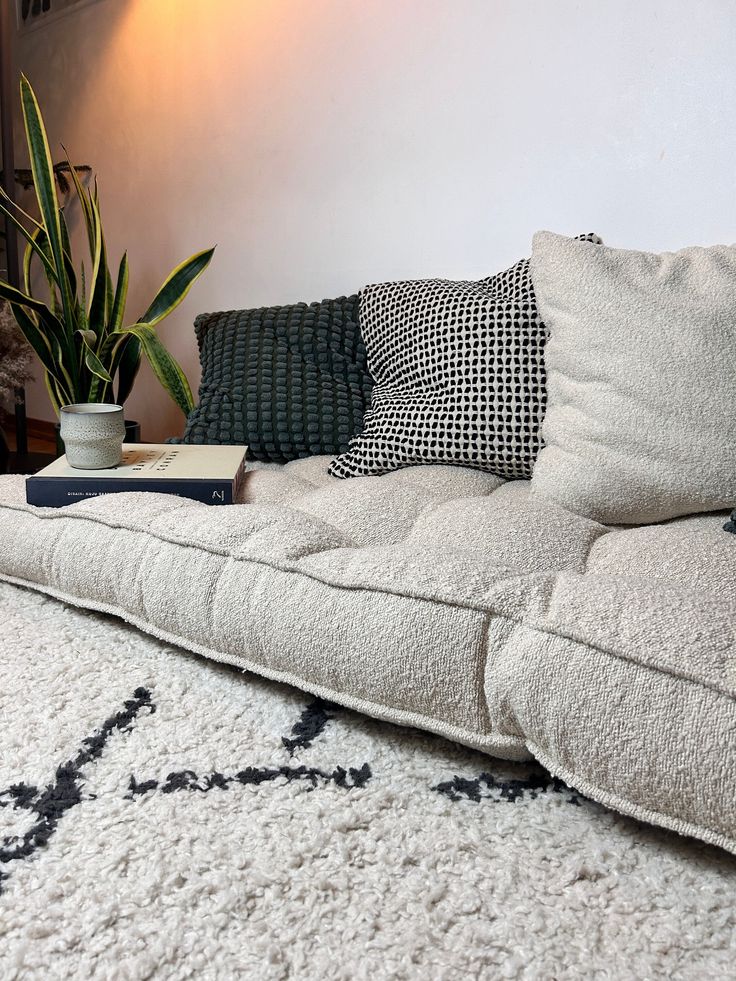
[26,444,248,508]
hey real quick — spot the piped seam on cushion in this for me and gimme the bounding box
[1,501,734,702]
[527,739,736,858]
[1,499,561,616]
[0,570,531,762]
[5,567,732,856]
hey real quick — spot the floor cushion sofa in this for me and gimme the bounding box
[2,230,734,864]
[0,457,733,854]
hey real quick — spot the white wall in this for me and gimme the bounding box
[14,0,736,440]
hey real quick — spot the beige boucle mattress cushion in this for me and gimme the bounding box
[0,457,734,853]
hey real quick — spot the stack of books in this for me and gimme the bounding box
[26,444,248,508]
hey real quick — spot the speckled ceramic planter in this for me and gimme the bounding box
[55,419,140,457]
[59,404,126,470]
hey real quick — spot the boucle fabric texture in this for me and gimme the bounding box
[530,231,736,524]
[180,296,372,461]
[0,460,734,855]
[3,581,735,980]
[329,234,602,481]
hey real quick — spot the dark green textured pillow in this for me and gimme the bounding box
[180,295,373,461]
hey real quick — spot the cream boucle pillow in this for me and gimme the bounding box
[530,231,736,524]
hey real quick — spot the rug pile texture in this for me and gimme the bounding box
[1,580,734,980]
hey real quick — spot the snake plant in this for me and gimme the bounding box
[0,75,214,417]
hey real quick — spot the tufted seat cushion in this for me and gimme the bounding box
[0,459,734,853]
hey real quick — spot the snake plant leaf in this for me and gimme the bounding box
[87,328,134,404]
[115,323,193,415]
[103,242,115,326]
[23,224,51,292]
[86,257,133,404]
[0,278,57,317]
[61,143,95,255]
[114,333,140,406]
[64,152,116,324]
[140,247,215,327]
[58,208,78,301]
[0,278,73,354]
[16,305,75,410]
[85,333,117,403]
[43,371,62,416]
[53,336,76,396]
[92,179,115,322]
[0,197,59,289]
[75,297,89,334]
[9,302,68,397]
[80,335,113,384]
[87,194,106,333]
[80,261,89,312]
[0,182,44,233]
[0,279,78,382]
[19,75,75,331]
[22,224,62,320]
[110,252,129,331]
[85,196,114,335]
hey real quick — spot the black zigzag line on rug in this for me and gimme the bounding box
[126,761,372,798]
[432,767,584,806]
[282,698,336,756]
[126,695,371,798]
[0,687,155,891]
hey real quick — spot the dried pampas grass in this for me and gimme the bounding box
[0,300,33,415]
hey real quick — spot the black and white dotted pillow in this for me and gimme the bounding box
[328,234,602,480]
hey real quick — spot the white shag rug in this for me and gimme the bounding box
[1,580,735,981]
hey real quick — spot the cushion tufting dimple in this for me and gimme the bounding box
[0,461,734,854]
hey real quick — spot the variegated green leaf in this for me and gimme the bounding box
[115,323,193,415]
[20,75,75,333]
[43,370,62,415]
[140,247,215,327]
[61,143,95,255]
[10,303,68,398]
[110,252,129,331]
[54,336,75,396]
[0,183,44,232]
[79,261,87,307]
[59,208,78,301]
[88,330,129,404]
[87,193,107,333]
[82,338,113,384]
[114,333,140,405]
[22,224,62,319]
[1,280,76,376]
[0,278,55,317]
[1,197,59,289]
[75,297,89,334]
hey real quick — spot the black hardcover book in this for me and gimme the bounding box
[26,444,247,508]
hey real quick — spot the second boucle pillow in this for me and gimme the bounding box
[529,231,736,523]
